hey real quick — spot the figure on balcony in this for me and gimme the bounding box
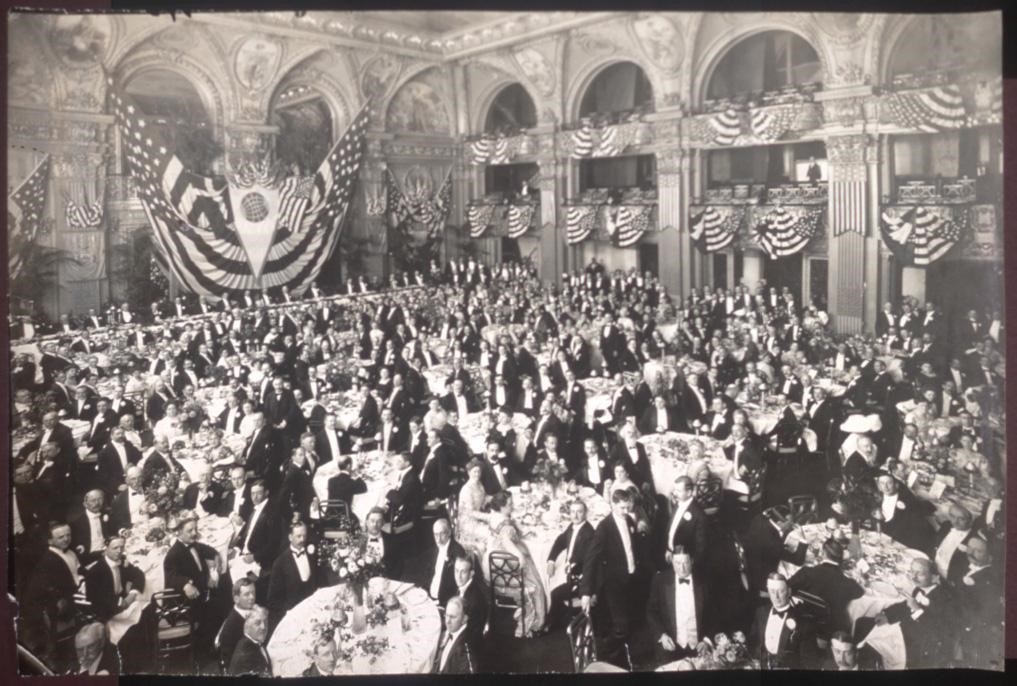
[806,156,822,184]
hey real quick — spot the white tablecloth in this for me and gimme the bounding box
[507,484,610,602]
[312,450,395,523]
[457,411,533,456]
[267,579,440,676]
[639,432,734,496]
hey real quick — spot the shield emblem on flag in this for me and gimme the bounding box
[227,183,281,279]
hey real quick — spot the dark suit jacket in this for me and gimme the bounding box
[883,584,954,668]
[96,441,143,496]
[314,427,351,465]
[234,501,280,568]
[183,482,225,516]
[459,577,489,649]
[327,472,367,507]
[881,495,935,553]
[377,421,409,453]
[163,539,219,597]
[608,441,653,489]
[434,630,473,674]
[932,525,978,585]
[69,510,115,558]
[418,539,466,605]
[242,428,280,489]
[229,635,272,676]
[742,515,806,598]
[386,467,423,529]
[267,548,317,614]
[639,406,680,435]
[25,548,80,625]
[216,608,247,666]
[661,500,708,566]
[580,513,642,597]
[646,570,709,645]
[750,602,814,669]
[548,521,595,592]
[218,484,253,521]
[788,561,864,636]
[83,556,146,621]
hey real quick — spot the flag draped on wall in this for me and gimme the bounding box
[749,104,800,142]
[385,168,451,235]
[65,199,103,230]
[751,206,823,259]
[8,155,51,279]
[705,108,743,146]
[468,135,517,166]
[604,204,652,248]
[109,75,369,296]
[884,84,967,132]
[467,204,497,238]
[506,204,536,239]
[565,122,639,159]
[689,205,744,252]
[880,205,966,266]
[565,205,597,244]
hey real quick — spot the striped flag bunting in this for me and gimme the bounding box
[469,138,491,165]
[276,175,315,233]
[386,168,452,235]
[468,135,518,166]
[568,123,595,158]
[706,108,744,146]
[605,204,652,248]
[65,199,103,230]
[884,84,967,132]
[880,205,966,266]
[109,74,369,296]
[750,104,799,142]
[467,204,497,238]
[565,205,597,244]
[506,203,536,238]
[8,155,51,279]
[752,205,823,259]
[689,205,744,252]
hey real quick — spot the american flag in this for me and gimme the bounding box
[277,175,315,234]
[385,168,451,235]
[506,203,536,238]
[689,205,740,252]
[8,155,51,279]
[467,204,497,238]
[384,168,412,228]
[752,206,822,259]
[606,204,651,248]
[565,205,596,244]
[881,206,965,266]
[108,75,369,295]
[65,199,103,230]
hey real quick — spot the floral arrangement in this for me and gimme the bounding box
[179,399,208,434]
[322,531,386,591]
[675,632,754,670]
[533,457,570,490]
[308,600,395,668]
[143,471,188,520]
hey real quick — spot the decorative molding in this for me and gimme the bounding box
[629,14,683,75]
[383,142,457,158]
[822,97,867,128]
[826,134,870,184]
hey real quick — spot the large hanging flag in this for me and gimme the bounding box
[386,167,451,235]
[689,205,743,252]
[880,206,965,266]
[8,155,51,279]
[884,84,967,132]
[108,75,369,295]
[565,205,597,244]
[752,206,823,259]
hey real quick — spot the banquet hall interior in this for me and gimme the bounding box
[5,9,1006,677]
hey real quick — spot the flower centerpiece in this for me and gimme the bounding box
[322,531,386,606]
[143,471,188,520]
[533,457,570,492]
[670,632,755,670]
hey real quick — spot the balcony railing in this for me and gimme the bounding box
[700,82,821,115]
[894,177,976,205]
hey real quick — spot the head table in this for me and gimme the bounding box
[266,579,440,676]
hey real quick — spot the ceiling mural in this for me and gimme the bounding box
[45,14,113,69]
[361,53,403,100]
[631,15,683,74]
[385,68,451,134]
[513,46,556,98]
[233,35,284,92]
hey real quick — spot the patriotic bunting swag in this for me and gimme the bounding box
[565,205,598,244]
[880,205,966,266]
[385,168,452,235]
[506,204,536,239]
[108,75,369,296]
[8,155,51,279]
[467,204,497,238]
[65,199,103,230]
[566,122,637,159]
[704,108,743,146]
[752,206,823,259]
[605,204,652,248]
[750,104,800,142]
[689,205,744,252]
[468,135,518,166]
[884,84,967,132]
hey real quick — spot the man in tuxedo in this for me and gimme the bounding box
[83,535,145,622]
[956,534,1003,669]
[639,395,679,435]
[219,467,253,523]
[266,521,317,627]
[140,436,188,489]
[326,457,367,522]
[216,577,257,670]
[263,376,301,447]
[433,596,474,674]
[573,436,608,490]
[230,481,277,595]
[867,558,952,668]
[71,623,119,675]
[742,509,806,602]
[660,476,708,569]
[277,448,316,524]
[302,639,339,677]
[164,517,227,657]
[681,373,710,426]
[183,463,225,518]
[750,573,816,669]
[453,555,488,652]
[218,393,245,436]
[363,508,399,578]
[419,518,466,608]
[384,451,424,545]
[228,605,272,676]
[442,378,478,416]
[699,397,731,439]
[876,473,935,553]
[580,489,646,668]
[545,499,595,631]
[608,425,653,491]
[315,413,352,466]
[22,523,82,657]
[932,504,978,585]
[242,414,282,491]
[788,538,864,638]
[823,631,883,670]
[646,549,709,667]
[609,374,636,425]
[480,441,520,495]
[376,407,409,453]
[69,489,114,565]
[96,426,142,497]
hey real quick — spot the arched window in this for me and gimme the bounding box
[886,15,1000,81]
[124,68,219,176]
[484,83,537,135]
[270,85,334,176]
[578,62,653,122]
[707,31,821,101]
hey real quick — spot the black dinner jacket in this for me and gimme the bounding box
[646,570,709,644]
[459,577,489,650]
[435,629,473,674]
[749,602,814,669]
[580,513,643,596]
[883,584,954,668]
[68,509,115,558]
[660,500,709,567]
[547,521,595,578]
[163,539,219,596]
[229,635,272,676]
[417,539,466,606]
[314,427,352,465]
[787,561,865,636]
[386,467,423,528]
[932,525,979,586]
[216,608,247,665]
[267,548,318,614]
[95,441,143,496]
[218,483,253,521]
[608,441,653,489]
[183,482,225,515]
[639,406,680,435]
[83,556,146,621]
[234,501,280,567]
[326,471,367,507]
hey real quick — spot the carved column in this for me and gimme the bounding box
[826,134,871,334]
[536,154,564,284]
[656,148,684,299]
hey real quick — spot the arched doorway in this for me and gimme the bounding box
[484,83,537,135]
[707,30,821,102]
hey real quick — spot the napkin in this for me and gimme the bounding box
[927,481,948,500]
[855,558,871,575]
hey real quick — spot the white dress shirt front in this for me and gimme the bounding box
[430,542,450,599]
[613,513,635,574]
[674,575,698,649]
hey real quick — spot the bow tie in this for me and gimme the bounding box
[771,607,789,619]
[293,550,306,558]
[677,578,690,585]
[369,537,381,543]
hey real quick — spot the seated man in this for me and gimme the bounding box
[822,630,883,670]
[453,554,489,654]
[646,548,710,667]
[70,622,119,675]
[216,577,258,671]
[749,573,816,669]
[545,500,594,631]
[433,596,474,674]
[228,605,272,676]
[302,638,339,677]
[23,523,82,659]
[163,516,228,659]
[83,535,145,622]
[788,538,864,640]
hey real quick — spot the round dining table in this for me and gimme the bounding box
[638,431,734,497]
[311,449,396,523]
[266,578,440,676]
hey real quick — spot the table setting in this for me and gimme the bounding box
[312,449,396,523]
[638,432,733,496]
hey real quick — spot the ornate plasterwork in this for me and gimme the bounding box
[629,14,683,75]
[826,134,870,183]
[822,97,867,128]
[513,44,557,98]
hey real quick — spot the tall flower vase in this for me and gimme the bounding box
[350,582,367,634]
